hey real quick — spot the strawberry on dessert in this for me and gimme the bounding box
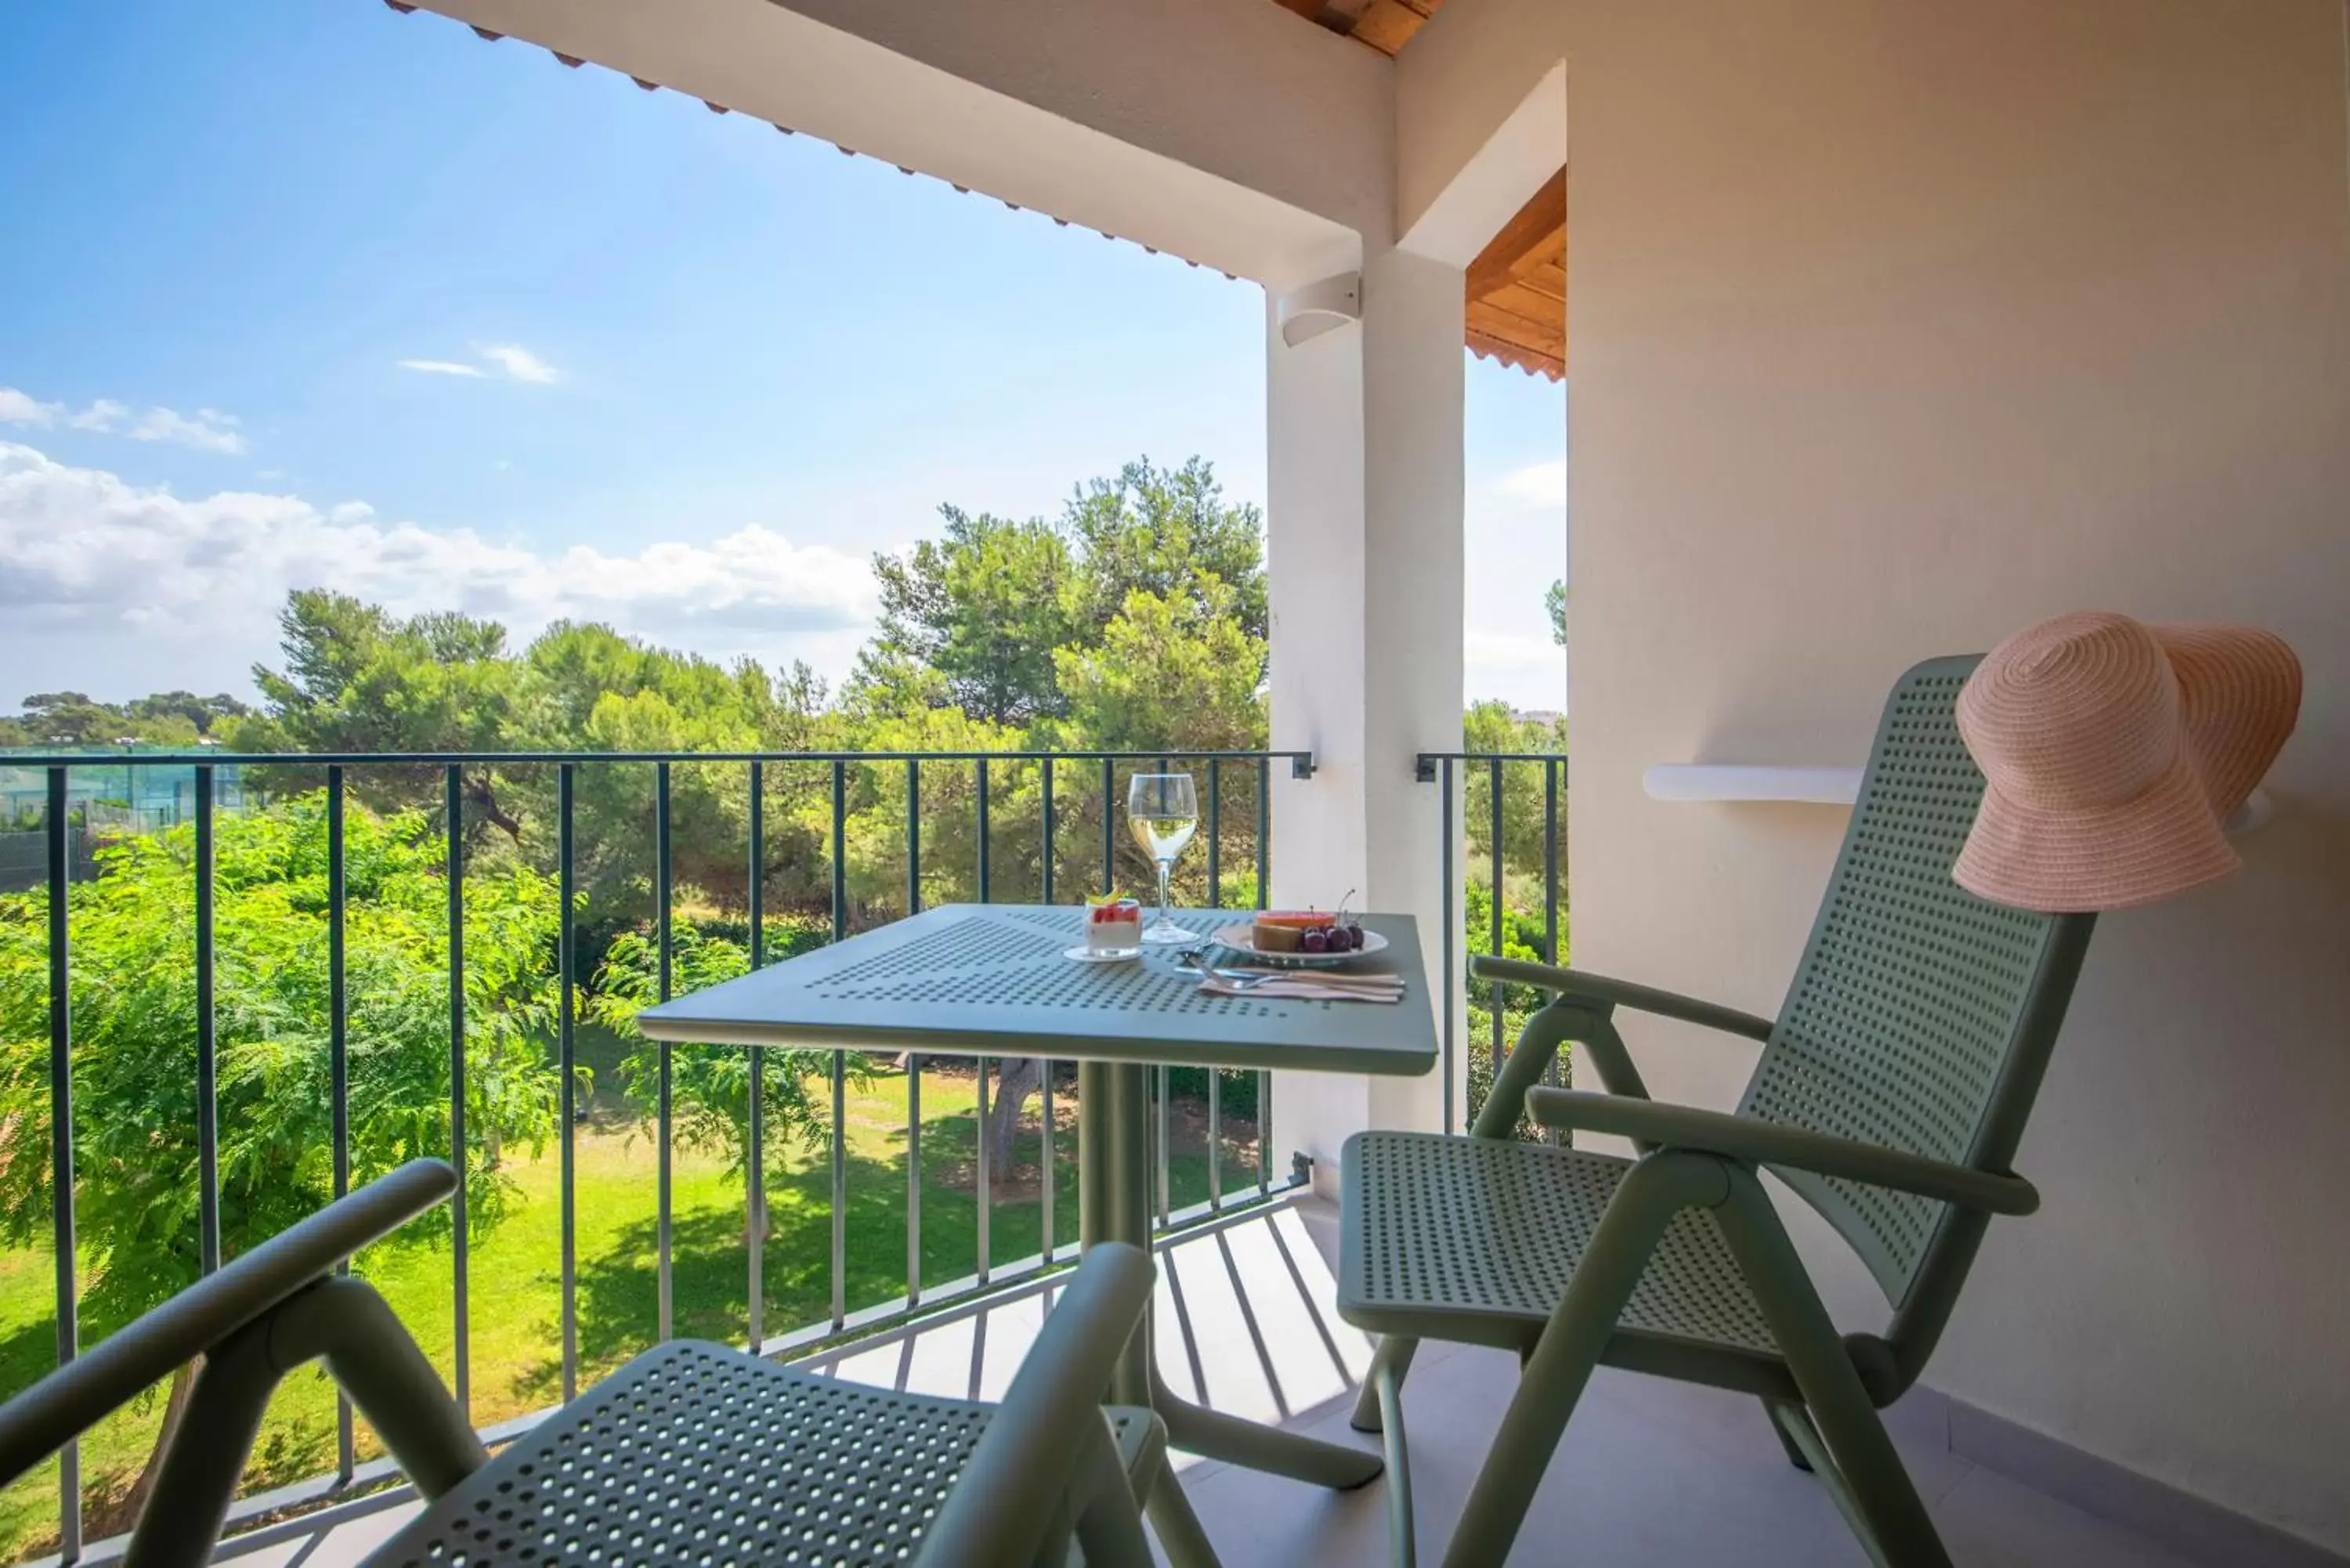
[1086,897,1143,953]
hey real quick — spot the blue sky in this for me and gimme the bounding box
[0,0,1565,710]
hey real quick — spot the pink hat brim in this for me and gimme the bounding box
[1953,744,2240,913]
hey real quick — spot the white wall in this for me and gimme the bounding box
[1267,250,1468,1170]
[1403,0,2350,1551]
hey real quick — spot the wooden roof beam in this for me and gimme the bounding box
[1462,164,1567,378]
[1465,169,1566,302]
[1268,0,1443,56]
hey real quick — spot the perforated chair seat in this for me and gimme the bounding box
[365,1339,1162,1567]
[1339,1132,1802,1397]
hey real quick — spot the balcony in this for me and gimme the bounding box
[4,742,1589,1561]
[3,0,2346,1563]
[0,744,2259,1567]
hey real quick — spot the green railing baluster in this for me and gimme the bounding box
[975,757,990,903]
[1040,757,1056,905]
[907,1047,924,1307]
[1491,756,1506,1094]
[1543,759,1560,963]
[196,764,219,1278]
[747,761,765,1352]
[1544,757,1564,1124]
[559,764,578,1400]
[656,761,674,1342]
[45,768,80,1561]
[975,1055,991,1284]
[830,759,848,942]
[1206,757,1221,906]
[1208,759,1223,1208]
[1042,1063,1057,1263]
[905,757,923,1307]
[1441,757,1456,1136]
[830,759,847,1332]
[906,757,921,916]
[329,765,354,1481]
[1099,756,1114,892]
[1255,755,1271,909]
[1257,753,1272,1190]
[444,764,469,1413]
[1156,1066,1171,1227]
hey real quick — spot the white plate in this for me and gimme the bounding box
[1063,944,1142,963]
[1208,923,1390,970]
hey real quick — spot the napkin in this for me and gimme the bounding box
[1198,971,1405,1004]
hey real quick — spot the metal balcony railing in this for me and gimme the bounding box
[2,745,1311,1562]
[1415,751,1568,1135]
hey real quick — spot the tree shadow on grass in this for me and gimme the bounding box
[518,1086,1250,1403]
[514,1135,923,1403]
[0,1313,64,1407]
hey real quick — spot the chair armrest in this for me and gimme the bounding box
[1472,957,1776,1042]
[1526,1090,2039,1216]
[0,1159,456,1489]
[915,1243,1156,1568]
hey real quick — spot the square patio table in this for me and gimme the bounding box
[638,901,1436,1495]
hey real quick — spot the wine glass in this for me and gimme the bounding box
[1126,771,1199,945]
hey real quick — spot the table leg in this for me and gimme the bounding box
[1077,1060,1383,1490]
[1077,1060,1154,1406]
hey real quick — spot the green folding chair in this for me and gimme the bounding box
[0,1160,1214,1568]
[1340,655,2099,1568]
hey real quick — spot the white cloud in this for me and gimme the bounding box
[397,345,559,384]
[0,388,62,426]
[478,344,558,385]
[125,406,245,455]
[1466,629,1560,663]
[1464,630,1567,714]
[0,440,878,692]
[0,387,244,453]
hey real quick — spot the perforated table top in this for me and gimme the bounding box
[636,904,1436,1077]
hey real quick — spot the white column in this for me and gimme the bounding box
[1266,247,1466,1191]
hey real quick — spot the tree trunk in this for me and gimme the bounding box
[465,771,522,844]
[93,1357,199,1540]
[986,1058,1043,1180]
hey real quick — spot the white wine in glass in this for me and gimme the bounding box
[1126,772,1199,945]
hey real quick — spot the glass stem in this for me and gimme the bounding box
[1156,858,1173,925]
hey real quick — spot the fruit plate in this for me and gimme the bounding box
[1207,923,1390,970]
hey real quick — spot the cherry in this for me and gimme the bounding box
[1302,927,1330,954]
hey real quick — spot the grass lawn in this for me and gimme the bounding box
[0,1036,1261,1559]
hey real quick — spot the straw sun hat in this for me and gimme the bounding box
[1952,611,2300,913]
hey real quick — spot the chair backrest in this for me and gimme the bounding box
[1737,656,2097,1320]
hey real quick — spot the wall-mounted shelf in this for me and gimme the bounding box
[1643,764,2272,836]
[1642,764,1862,805]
